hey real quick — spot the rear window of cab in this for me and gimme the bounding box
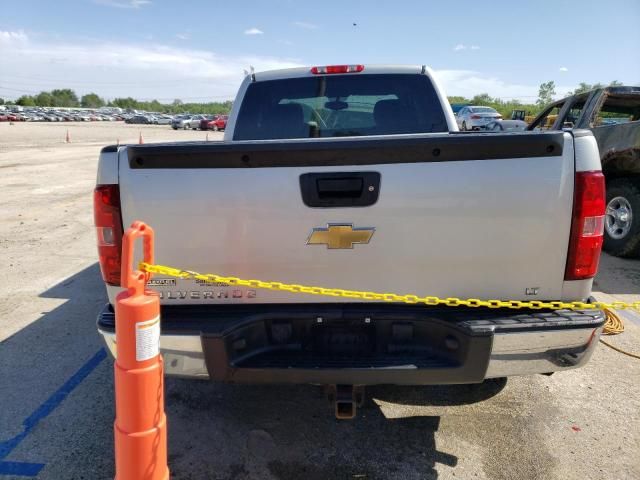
[233,74,448,140]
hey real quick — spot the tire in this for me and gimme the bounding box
[461,121,467,131]
[603,178,640,258]
[183,124,188,130]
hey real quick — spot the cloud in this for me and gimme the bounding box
[94,0,151,8]
[559,66,568,72]
[453,44,480,51]
[244,28,264,35]
[433,69,574,103]
[0,30,28,46]
[292,21,318,29]
[0,32,302,101]
[175,33,190,41]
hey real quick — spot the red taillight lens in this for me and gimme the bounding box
[94,184,123,286]
[310,64,365,74]
[565,171,605,280]
[470,114,481,119]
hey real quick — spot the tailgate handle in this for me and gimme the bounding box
[317,177,363,198]
[300,172,380,208]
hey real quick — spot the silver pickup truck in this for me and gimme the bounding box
[95,65,606,416]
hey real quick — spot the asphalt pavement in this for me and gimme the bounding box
[1,122,638,479]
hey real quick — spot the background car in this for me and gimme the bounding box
[188,115,208,130]
[151,114,173,125]
[171,115,192,130]
[456,106,502,131]
[199,115,215,131]
[485,119,528,132]
[207,114,228,131]
[125,114,152,124]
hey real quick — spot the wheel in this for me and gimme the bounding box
[461,121,467,131]
[212,125,219,132]
[183,124,188,130]
[603,178,640,258]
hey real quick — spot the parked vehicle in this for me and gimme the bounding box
[485,119,527,132]
[456,106,502,131]
[125,115,152,124]
[199,115,215,131]
[171,115,192,130]
[207,114,228,131]
[153,115,173,125]
[528,86,640,257]
[189,115,208,130]
[95,64,606,418]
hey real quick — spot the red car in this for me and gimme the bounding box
[206,115,228,131]
[0,114,8,122]
[198,115,215,131]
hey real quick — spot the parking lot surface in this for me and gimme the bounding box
[1,122,639,480]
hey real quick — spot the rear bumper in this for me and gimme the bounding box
[97,303,604,385]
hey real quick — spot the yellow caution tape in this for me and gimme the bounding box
[139,262,640,312]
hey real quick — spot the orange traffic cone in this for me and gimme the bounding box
[65,129,70,143]
[138,131,144,144]
[113,221,169,480]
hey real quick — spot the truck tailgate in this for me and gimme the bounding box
[118,132,574,304]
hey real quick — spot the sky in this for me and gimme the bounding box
[1,0,639,103]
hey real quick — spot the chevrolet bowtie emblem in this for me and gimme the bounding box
[306,224,375,249]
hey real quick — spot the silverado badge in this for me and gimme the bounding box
[306,224,375,249]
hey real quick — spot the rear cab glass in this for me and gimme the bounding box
[233,74,448,140]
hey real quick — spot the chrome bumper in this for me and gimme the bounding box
[98,325,602,381]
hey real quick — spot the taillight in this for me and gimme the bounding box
[470,114,481,119]
[565,171,605,280]
[310,64,365,74]
[94,184,123,286]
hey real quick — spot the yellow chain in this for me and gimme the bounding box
[139,262,640,312]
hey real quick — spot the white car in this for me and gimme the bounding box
[171,115,192,130]
[456,105,502,131]
[485,119,528,132]
[153,115,173,125]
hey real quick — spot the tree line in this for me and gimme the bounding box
[3,89,233,115]
[2,80,627,118]
[449,80,624,119]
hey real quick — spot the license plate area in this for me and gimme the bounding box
[312,323,375,355]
